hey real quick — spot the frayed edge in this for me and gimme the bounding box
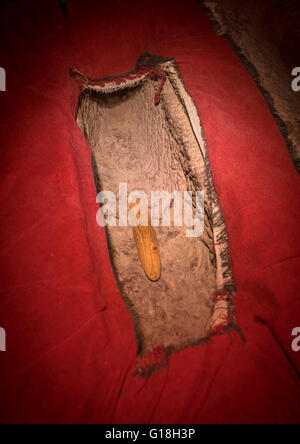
[70,52,169,106]
[134,318,244,379]
[135,345,169,378]
[134,288,244,379]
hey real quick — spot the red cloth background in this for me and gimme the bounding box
[0,0,300,424]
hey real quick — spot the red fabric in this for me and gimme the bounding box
[0,0,299,424]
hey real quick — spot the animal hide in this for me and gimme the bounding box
[200,0,300,174]
[72,53,240,375]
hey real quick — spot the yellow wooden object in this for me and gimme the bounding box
[130,202,161,282]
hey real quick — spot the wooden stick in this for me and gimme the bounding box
[129,201,161,282]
